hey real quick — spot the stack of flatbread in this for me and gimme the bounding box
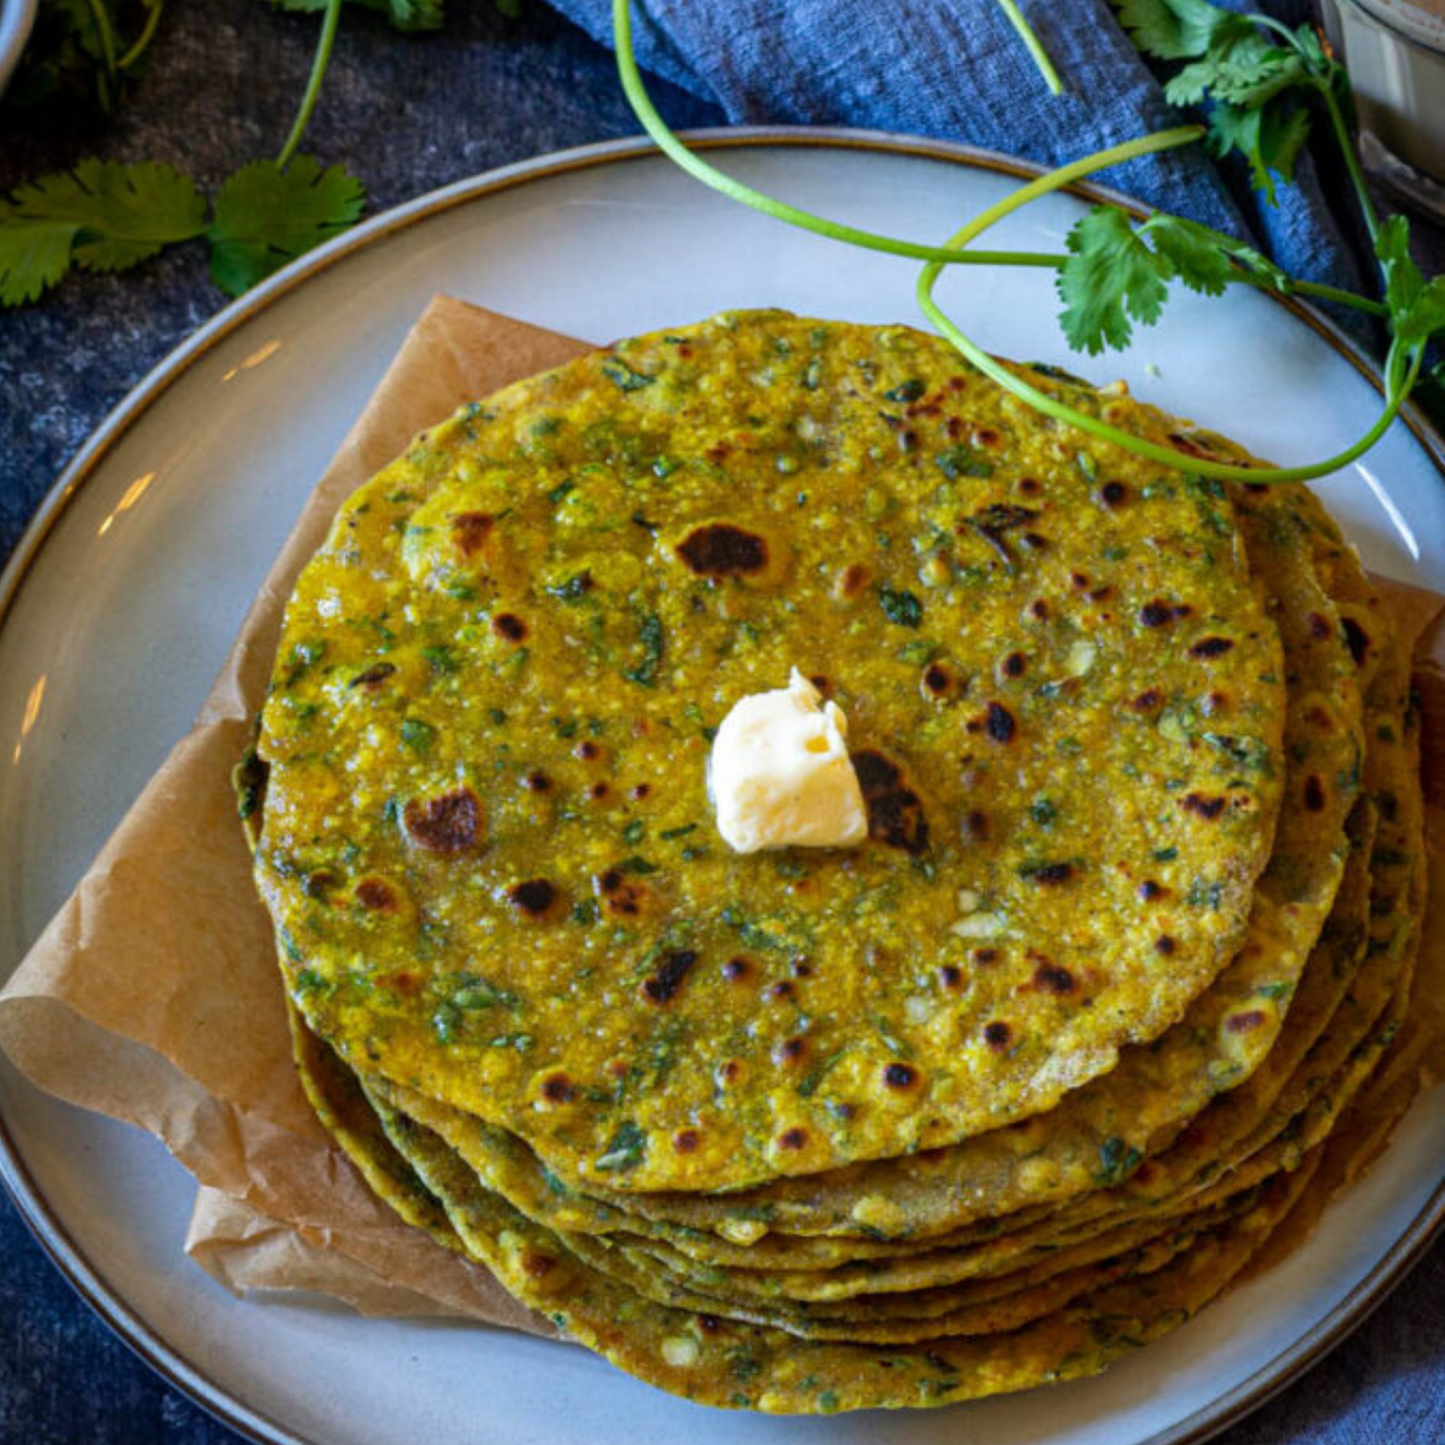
[241,312,1426,1412]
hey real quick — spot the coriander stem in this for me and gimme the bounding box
[277,0,343,170]
[921,224,1415,486]
[1229,271,1388,317]
[1252,13,1301,46]
[1317,78,1380,246]
[917,144,1416,483]
[118,0,166,71]
[84,0,118,108]
[942,128,1205,252]
[613,0,1077,268]
[992,0,1063,96]
[84,0,117,72]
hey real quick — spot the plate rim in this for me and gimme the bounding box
[0,0,38,94]
[0,125,1441,1445]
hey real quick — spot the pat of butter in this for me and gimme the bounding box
[709,669,867,854]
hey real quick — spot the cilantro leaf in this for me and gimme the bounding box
[1112,0,1253,62]
[1058,208,1284,354]
[1115,0,1343,206]
[1375,215,1445,354]
[0,214,74,306]
[0,159,207,305]
[1143,214,1235,296]
[1205,97,1312,203]
[1058,208,1170,354]
[207,156,366,296]
[262,0,444,32]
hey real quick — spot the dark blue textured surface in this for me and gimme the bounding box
[0,2,1441,1443]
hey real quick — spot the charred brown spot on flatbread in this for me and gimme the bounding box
[350,662,396,691]
[1226,1009,1267,1034]
[775,1036,808,1066]
[450,511,495,559]
[539,1072,577,1104]
[1180,792,1227,820]
[677,523,769,577]
[403,788,481,854]
[852,749,929,855]
[985,702,1016,743]
[354,877,397,912]
[1031,961,1076,994]
[594,868,651,919]
[1139,598,1192,629]
[1189,636,1234,659]
[508,878,560,919]
[983,1020,1012,1051]
[641,949,698,1005]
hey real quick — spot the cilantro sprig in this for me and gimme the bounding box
[208,156,366,296]
[1055,208,1386,358]
[1,0,371,304]
[612,0,1443,486]
[1116,0,1355,207]
[0,160,206,305]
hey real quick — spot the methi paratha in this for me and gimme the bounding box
[248,311,1430,1412]
[255,313,1287,1194]
[368,776,1368,1268]
[567,1208,1223,1342]
[616,571,1411,1288]
[366,1082,1321,1413]
[287,999,462,1254]
[292,1013,1319,1409]
[608,987,1401,1307]
[386,471,1361,1246]
[595,803,1376,1293]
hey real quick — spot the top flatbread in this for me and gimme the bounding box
[255,312,1286,1192]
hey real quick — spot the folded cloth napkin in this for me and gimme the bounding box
[550,0,1371,323]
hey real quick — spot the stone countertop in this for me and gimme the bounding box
[0,3,1440,1442]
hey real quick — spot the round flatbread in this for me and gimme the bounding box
[256,312,1285,1193]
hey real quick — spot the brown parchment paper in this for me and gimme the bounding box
[185,1187,470,1320]
[0,296,1440,1329]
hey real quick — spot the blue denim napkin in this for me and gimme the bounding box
[550,0,1370,314]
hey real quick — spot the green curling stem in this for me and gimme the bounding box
[1317,78,1381,246]
[917,176,1419,485]
[613,0,1064,270]
[614,0,1384,316]
[1232,270,1386,318]
[84,0,118,108]
[118,0,166,72]
[993,0,1064,95]
[277,0,343,170]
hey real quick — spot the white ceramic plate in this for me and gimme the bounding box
[0,0,36,93]
[1,132,1441,1445]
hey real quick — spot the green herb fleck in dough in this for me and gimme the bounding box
[880,586,924,628]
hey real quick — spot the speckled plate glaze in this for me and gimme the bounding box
[0,131,1441,1445]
